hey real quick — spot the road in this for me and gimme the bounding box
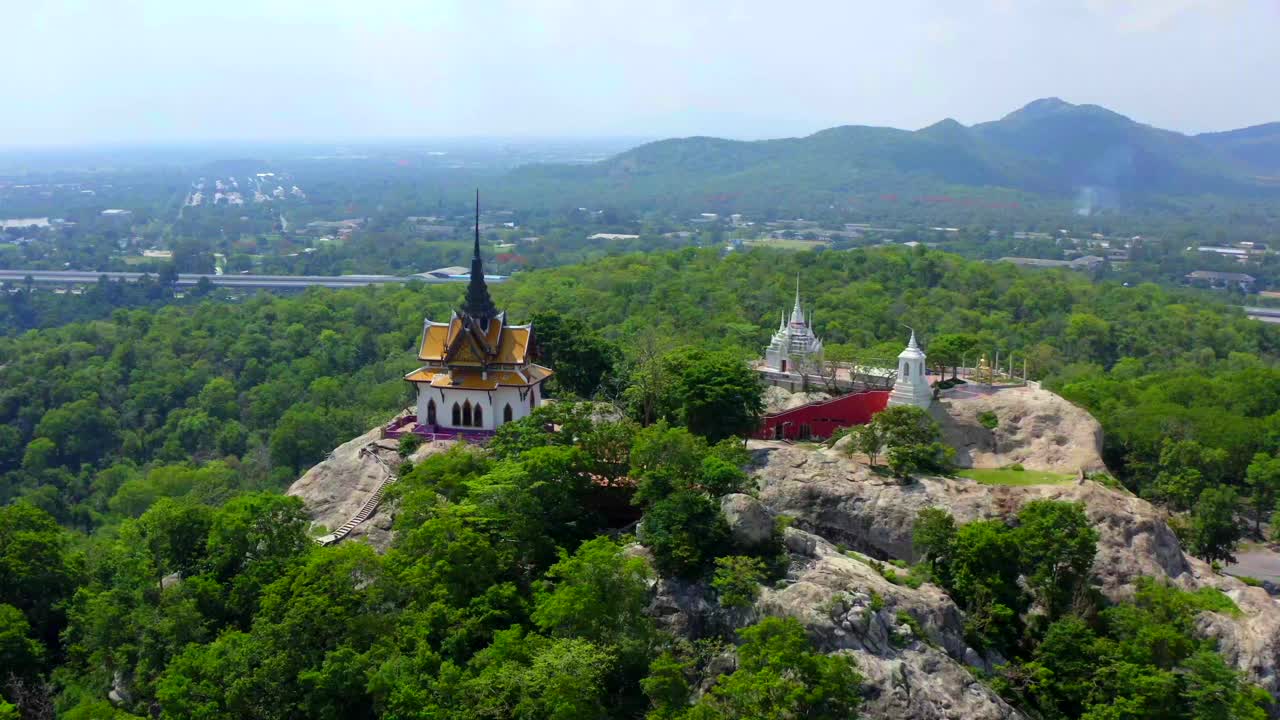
[0,269,500,290]
[1244,306,1280,324]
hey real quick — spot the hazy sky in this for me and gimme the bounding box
[4,0,1276,147]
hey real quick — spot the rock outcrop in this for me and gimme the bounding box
[749,439,1280,702]
[763,385,832,414]
[285,427,450,552]
[642,524,1023,719]
[932,384,1105,473]
[720,493,775,547]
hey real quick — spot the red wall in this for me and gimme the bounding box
[754,390,891,441]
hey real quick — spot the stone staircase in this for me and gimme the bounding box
[314,445,397,546]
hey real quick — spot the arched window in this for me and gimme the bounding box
[503,404,513,423]
[462,400,473,427]
[473,405,483,427]
[451,402,461,426]
[426,399,437,425]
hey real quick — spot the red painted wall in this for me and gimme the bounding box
[754,390,891,440]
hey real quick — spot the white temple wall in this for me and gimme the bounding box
[416,383,543,430]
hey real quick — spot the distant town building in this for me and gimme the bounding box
[1185,270,1256,292]
[587,233,640,241]
[999,255,1104,271]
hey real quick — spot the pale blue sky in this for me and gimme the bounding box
[3,0,1276,146]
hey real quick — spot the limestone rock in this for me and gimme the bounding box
[285,425,454,552]
[763,385,832,414]
[749,439,1280,701]
[643,524,1019,720]
[720,493,774,547]
[932,384,1105,473]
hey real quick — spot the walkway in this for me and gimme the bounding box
[314,444,398,546]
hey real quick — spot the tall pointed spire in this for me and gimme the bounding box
[907,329,919,351]
[790,273,804,324]
[461,189,498,323]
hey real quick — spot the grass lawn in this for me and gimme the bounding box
[956,468,1073,486]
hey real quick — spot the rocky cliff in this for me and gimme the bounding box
[747,439,1280,708]
[285,427,449,551]
[932,384,1106,473]
[290,392,1279,717]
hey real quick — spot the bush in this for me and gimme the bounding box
[711,556,767,609]
[641,491,730,577]
[977,411,999,430]
[397,433,423,458]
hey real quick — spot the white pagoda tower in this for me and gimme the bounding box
[763,275,824,379]
[888,330,932,409]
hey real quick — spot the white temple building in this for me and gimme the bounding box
[762,276,825,381]
[401,193,553,436]
[888,330,932,409]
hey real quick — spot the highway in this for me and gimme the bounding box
[0,269,504,290]
[1244,306,1280,324]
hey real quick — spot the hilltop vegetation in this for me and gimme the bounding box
[2,245,1280,717]
[2,246,1278,529]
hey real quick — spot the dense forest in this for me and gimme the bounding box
[2,246,1279,717]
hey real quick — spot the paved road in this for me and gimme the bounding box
[0,269,500,290]
[1225,545,1280,583]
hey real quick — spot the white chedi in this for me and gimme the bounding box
[763,277,824,376]
[888,330,932,409]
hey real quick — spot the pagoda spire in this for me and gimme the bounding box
[461,189,498,323]
[790,273,804,324]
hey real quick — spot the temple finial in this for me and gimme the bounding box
[461,189,498,322]
[473,188,481,260]
[790,273,805,324]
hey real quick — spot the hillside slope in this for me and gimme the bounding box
[500,97,1275,211]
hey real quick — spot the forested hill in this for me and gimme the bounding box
[499,97,1280,213]
[3,245,1278,526]
[4,246,1280,717]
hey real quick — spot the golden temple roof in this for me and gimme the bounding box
[417,312,532,366]
[403,364,553,389]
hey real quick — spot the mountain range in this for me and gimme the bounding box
[501,98,1280,213]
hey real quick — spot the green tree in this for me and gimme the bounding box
[912,507,957,577]
[868,405,950,478]
[928,333,980,379]
[0,603,44,680]
[530,311,621,398]
[1245,453,1280,535]
[683,617,861,719]
[269,403,339,471]
[642,491,730,578]
[649,348,763,443]
[849,423,885,466]
[0,502,78,649]
[1188,486,1242,565]
[1013,501,1098,618]
[532,537,652,645]
[711,556,766,609]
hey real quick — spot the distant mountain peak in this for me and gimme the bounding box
[1005,97,1076,120]
[922,117,966,132]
